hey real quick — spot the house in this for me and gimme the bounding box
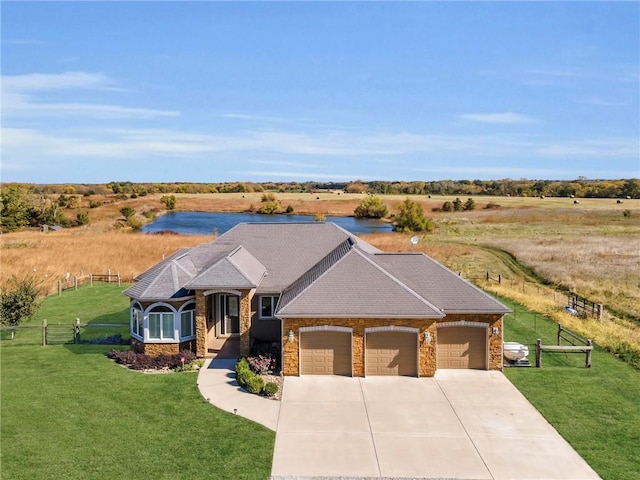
[124,222,510,376]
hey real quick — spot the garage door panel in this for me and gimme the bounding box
[437,327,486,369]
[300,331,351,376]
[366,331,417,376]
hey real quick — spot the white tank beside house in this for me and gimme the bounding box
[503,341,529,362]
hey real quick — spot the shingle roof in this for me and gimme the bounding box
[186,246,266,289]
[371,253,511,314]
[125,222,509,317]
[277,248,445,318]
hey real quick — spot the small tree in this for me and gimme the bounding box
[623,209,632,220]
[120,206,135,219]
[393,198,434,233]
[354,195,389,219]
[464,198,476,211]
[452,197,463,211]
[76,209,90,225]
[160,195,176,210]
[0,276,43,327]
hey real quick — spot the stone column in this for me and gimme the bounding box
[195,290,207,358]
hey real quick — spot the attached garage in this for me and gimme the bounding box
[365,328,418,376]
[300,328,352,375]
[437,325,487,369]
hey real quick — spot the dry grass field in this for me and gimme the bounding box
[2,192,639,363]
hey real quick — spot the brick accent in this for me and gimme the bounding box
[130,337,179,356]
[282,318,437,377]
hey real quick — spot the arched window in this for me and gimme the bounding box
[131,301,144,340]
[178,302,196,340]
[147,304,177,341]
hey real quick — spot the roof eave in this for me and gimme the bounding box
[442,309,512,315]
[276,313,445,319]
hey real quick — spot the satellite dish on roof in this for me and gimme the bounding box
[410,236,419,245]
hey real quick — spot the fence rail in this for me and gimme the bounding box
[1,320,128,345]
[536,324,593,368]
[477,270,604,320]
[57,271,121,295]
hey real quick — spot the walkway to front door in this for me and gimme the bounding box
[207,336,240,359]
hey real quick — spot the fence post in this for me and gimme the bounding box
[58,280,62,296]
[74,276,78,291]
[498,274,501,284]
[74,318,81,344]
[536,339,542,368]
[117,273,121,286]
[42,319,47,346]
[108,269,111,283]
[90,274,93,287]
[557,324,562,346]
[586,340,592,368]
[596,304,603,321]
[486,271,489,282]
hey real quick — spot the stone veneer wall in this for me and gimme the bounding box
[195,290,207,357]
[437,313,504,371]
[239,290,253,357]
[282,318,437,377]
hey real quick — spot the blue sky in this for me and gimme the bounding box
[2,1,639,184]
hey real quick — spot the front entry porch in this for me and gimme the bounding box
[207,336,240,359]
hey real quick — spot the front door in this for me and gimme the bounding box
[219,294,240,336]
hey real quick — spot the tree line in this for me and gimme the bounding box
[11,178,639,198]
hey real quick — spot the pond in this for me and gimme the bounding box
[140,211,394,236]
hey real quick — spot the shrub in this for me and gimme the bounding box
[244,375,265,394]
[452,197,463,211]
[0,275,43,327]
[464,198,476,211]
[393,198,434,233]
[120,206,135,219]
[441,201,453,212]
[285,204,294,214]
[76,209,90,225]
[263,382,278,397]
[160,195,176,210]
[257,200,282,214]
[354,195,389,219]
[314,213,326,222]
[247,355,276,375]
[107,349,197,371]
[261,193,277,203]
[89,200,102,208]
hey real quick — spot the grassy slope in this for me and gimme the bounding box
[500,297,640,480]
[1,285,274,480]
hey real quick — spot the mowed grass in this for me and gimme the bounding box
[500,297,640,480]
[1,286,275,480]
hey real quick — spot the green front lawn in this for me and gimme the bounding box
[501,297,640,480]
[1,284,274,480]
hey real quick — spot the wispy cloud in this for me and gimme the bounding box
[2,71,114,91]
[537,140,639,158]
[1,71,178,119]
[460,112,537,124]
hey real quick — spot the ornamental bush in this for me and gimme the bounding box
[263,382,278,397]
[247,355,276,375]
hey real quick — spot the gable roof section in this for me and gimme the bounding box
[371,253,511,314]
[186,246,266,289]
[213,222,360,291]
[124,253,197,300]
[277,248,445,318]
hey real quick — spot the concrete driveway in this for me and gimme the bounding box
[271,370,600,479]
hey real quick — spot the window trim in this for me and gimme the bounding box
[130,301,144,341]
[145,302,178,342]
[259,295,279,319]
[178,302,196,341]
